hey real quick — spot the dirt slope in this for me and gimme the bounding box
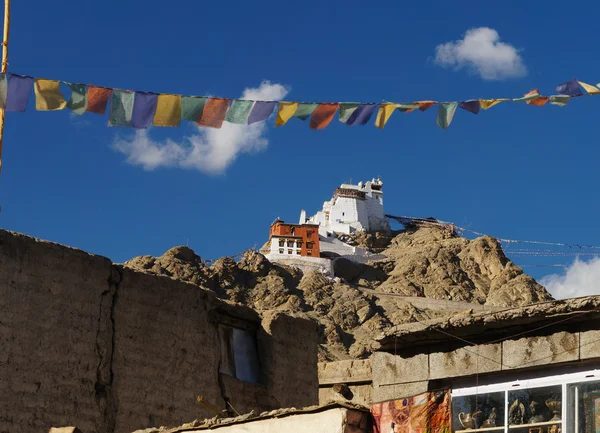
[123,225,553,361]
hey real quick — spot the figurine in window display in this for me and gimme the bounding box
[528,401,546,424]
[458,411,481,429]
[509,399,525,425]
[545,399,561,421]
[481,408,497,428]
[548,424,559,433]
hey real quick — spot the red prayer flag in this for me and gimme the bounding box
[416,100,437,111]
[86,85,111,114]
[310,103,339,130]
[198,98,230,128]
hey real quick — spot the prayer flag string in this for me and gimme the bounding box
[4,73,600,131]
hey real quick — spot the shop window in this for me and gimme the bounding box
[567,379,600,433]
[218,326,260,384]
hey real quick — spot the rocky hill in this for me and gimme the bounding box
[124,224,553,361]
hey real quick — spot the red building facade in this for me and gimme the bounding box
[269,221,321,257]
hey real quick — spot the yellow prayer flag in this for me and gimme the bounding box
[479,99,509,110]
[375,104,399,129]
[153,94,182,127]
[34,79,66,111]
[578,81,600,95]
[276,102,298,126]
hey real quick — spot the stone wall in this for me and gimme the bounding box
[318,360,372,407]
[0,230,319,433]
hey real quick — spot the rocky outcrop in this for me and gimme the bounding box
[123,225,553,361]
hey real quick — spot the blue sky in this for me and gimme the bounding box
[2,0,600,295]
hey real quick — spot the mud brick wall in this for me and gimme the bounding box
[0,230,319,433]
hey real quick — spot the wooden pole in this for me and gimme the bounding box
[0,0,10,170]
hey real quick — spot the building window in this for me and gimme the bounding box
[306,242,314,249]
[307,251,312,256]
[278,239,285,247]
[296,250,301,255]
[307,230,314,238]
[218,326,260,384]
[288,249,292,254]
[287,240,294,247]
[279,248,284,254]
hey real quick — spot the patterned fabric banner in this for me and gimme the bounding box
[86,85,111,115]
[310,103,339,130]
[132,92,158,129]
[0,73,7,109]
[375,103,399,129]
[556,78,582,97]
[276,102,298,126]
[397,103,419,113]
[181,96,207,122]
[66,83,88,115]
[480,98,508,110]
[579,81,600,95]
[459,100,480,115]
[549,95,570,107]
[34,79,67,111]
[198,98,230,128]
[371,390,451,433]
[338,103,360,123]
[293,103,319,120]
[6,74,33,112]
[346,103,378,126]
[225,99,254,124]
[437,102,458,129]
[248,101,276,125]
[153,94,181,127]
[109,89,135,126]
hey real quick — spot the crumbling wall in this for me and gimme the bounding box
[0,230,319,433]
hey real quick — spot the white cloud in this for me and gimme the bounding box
[112,81,289,174]
[434,27,527,80]
[540,257,600,299]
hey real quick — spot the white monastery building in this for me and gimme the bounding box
[263,178,389,274]
[303,177,389,236]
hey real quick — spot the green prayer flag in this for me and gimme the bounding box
[436,102,458,130]
[109,89,134,127]
[338,103,360,123]
[0,73,6,109]
[66,82,88,115]
[225,99,254,124]
[549,95,570,107]
[293,103,319,120]
[513,91,540,103]
[181,96,208,122]
[396,103,419,112]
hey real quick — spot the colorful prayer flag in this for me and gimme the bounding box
[338,103,360,123]
[109,89,135,126]
[225,99,254,124]
[86,85,111,115]
[346,104,378,126]
[396,103,419,113]
[293,103,319,120]
[153,94,181,127]
[132,92,158,129]
[479,99,508,110]
[579,81,600,95]
[459,100,480,114]
[0,73,7,108]
[375,103,399,129]
[5,74,33,112]
[556,78,582,97]
[198,98,230,128]
[436,102,458,129]
[181,96,207,122]
[310,103,339,130]
[276,102,298,126]
[416,101,437,111]
[549,95,570,107]
[34,79,67,111]
[248,101,276,124]
[514,89,541,102]
[65,83,87,115]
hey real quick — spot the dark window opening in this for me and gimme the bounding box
[219,325,261,383]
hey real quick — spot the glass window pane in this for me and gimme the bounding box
[452,392,505,431]
[232,328,261,384]
[508,385,562,432]
[567,379,600,433]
